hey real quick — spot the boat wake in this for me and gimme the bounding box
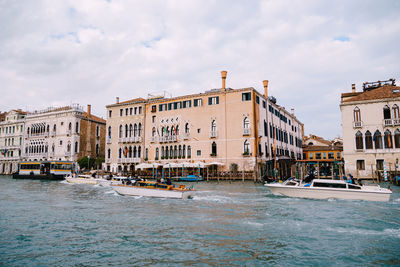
[326,226,400,238]
[192,195,238,203]
[104,190,118,196]
[59,180,71,185]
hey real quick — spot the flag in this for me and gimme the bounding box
[388,135,392,148]
[124,147,129,157]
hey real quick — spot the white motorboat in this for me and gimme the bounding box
[265,179,392,202]
[98,176,126,187]
[112,181,194,199]
[65,174,101,185]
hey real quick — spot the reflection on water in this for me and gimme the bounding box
[0,176,399,266]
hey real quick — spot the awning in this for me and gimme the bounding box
[206,161,225,166]
[136,163,161,169]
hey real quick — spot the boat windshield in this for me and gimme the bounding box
[348,184,361,190]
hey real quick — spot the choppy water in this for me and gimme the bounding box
[0,175,399,266]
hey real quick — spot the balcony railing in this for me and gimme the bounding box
[243,128,250,135]
[65,152,71,157]
[384,119,393,127]
[51,131,56,137]
[117,158,140,163]
[106,138,112,144]
[210,131,217,138]
[353,121,362,128]
[66,130,71,136]
[105,158,111,163]
[159,135,178,143]
[183,133,190,140]
[151,136,156,143]
[393,118,400,126]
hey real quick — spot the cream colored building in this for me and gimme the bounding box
[105,71,304,178]
[0,110,26,174]
[340,79,400,179]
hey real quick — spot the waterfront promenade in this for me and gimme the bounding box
[0,175,399,266]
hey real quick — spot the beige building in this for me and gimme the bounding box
[340,79,400,179]
[105,71,304,179]
[0,110,26,174]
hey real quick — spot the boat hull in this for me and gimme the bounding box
[266,184,391,202]
[112,185,194,199]
[66,177,99,185]
[12,173,65,180]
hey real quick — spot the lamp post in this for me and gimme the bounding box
[88,155,90,171]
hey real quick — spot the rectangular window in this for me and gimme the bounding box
[182,100,191,108]
[109,110,112,118]
[159,104,163,111]
[242,92,251,101]
[309,152,313,159]
[197,150,201,156]
[328,152,334,159]
[315,153,321,159]
[208,96,219,105]
[357,160,365,170]
[125,108,128,116]
[151,105,156,112]
[168,103,172,110]
[173,102,178,109]
[152,116,156,123]
[194,98,202,107]
[256,95,260,104]
[336,152,341,159]
[120,109,123,116]
[262,100,266,108]
[130,108,133,115]
[139,107,142,114]
[323,152,327,159]
[376,159,384,170]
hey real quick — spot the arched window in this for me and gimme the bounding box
[161,146,164,158]
[67,143,71,152]
[96,144,99,155]
[53,124,56,132]
[211,141,217,155]
[170,145,173,158]
[134,124,138,137]
[393,104,399,119]
[243,140,250,154]
[129,124,133,137]
[395,129,400,148]
[75,122,79,133]
[174,145,177,157]
[119,148,122,158]
[108,126,112,138]
[129,146,132,158]
[119,125,123,138]
[68,122,72,130]
[107,148,111,158]
[161,127,165,136]
[374,130,383,149]
[133,146,137,158]
[165,146,169,158]
[383,105,391,119]
[178,145,182,157]
[187,146,191,158]
[123,146,128,158]
[185,123,189,134]
[365,130,373,149]
[46,125,49,132]
[27,127,30,135]
[355,131,363,149]
[171,126,175,136]
[211,120,216,132]
[156,148,159,159]
[243,117,250,129]
[96,126,99,137]
[176,125,179,136]
[183,145,186,157]
[166,126,170,136]
[152,127,156,137]
[138,123,142,137]
[138,146,141,157]
[125,124,128,138]
[74,142,78,153]
[353,107,361,122]
[384,130,393,148]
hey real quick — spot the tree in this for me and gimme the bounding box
[77,156,96,170]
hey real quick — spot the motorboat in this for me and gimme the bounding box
[65,174,101,185]
[98,176,126,187]
[265,179,392,202]
[112,181,194,199]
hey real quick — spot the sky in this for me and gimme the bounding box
[1,0,399,139]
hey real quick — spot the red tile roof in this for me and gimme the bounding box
[82,112,106,123]
[342,85,400,103]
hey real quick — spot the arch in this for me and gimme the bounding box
[133,146,137,158]
[211,120,217,132]
[176,125,179,135]
[138,123,142,137]
[243,117,250,129]
[384,129,393,148]
[183,145,186,157]
[129,124,133,137]
[395,129,400,148]
[68,122,72,130]
[75,122,79,133]
[365,130,373,149]
[174,145,177,157]
[134,124,137,137]
[161,127,165,136]
[108,126,112,138]
[383,105,391,119]
[119,148,122,158]
[355,131,363,150]
[155,147,159,159]
[171,126,175,136]
[46,125,50,132]
[74,142,78,153]
[393,104,399,119]
[166,126,170,136]
[53,124,56,132]
[185,123,189,134]
[353,106,361,122]
[107,148,111,158]
[178,145,182,157]
[138,146,141,157]
[165,146,169,158]
[125,124,128,138]
[27,127,30,135]
[119,125,123,138]
[129,146,132,158]
[170,145,173,158]
[152,127,156,137]
[187,146,191,158]
[374,130,383,149]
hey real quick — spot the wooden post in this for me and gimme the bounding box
[317,162,320,179]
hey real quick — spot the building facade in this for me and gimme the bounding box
[340,79,400,179]
[0,110,26,174]
[105,71,304,179]
[22,104,106,163]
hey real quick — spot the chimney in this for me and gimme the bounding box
[87,104,91,116]
[116,97,120,104]
[291,108,294,116]
[351,84,356,93]
[263,80,269,97]
[221,70,227,91]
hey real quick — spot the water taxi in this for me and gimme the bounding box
[265,179,392,202]
[112,181,194,199]
[98,176,127,187]
[172,175,204,182]
[65,174,101,185]
[13,161,74,180]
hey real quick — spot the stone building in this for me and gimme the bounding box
[340,79,400,179]
[105,71,304,179]
[0,110,26,174]
[22,104,105,163]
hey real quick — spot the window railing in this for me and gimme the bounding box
[183,133,190,140]
[210,131,217,138]
[105,158,111,163]
[393,118,400,126]
[353,121,362,128]
[151,136,156,143]
[243,128,250,135]
[383,119,393,126]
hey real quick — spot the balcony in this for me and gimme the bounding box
[383,119,393,127]
[106,138,112,144]
[66,130,71,136]
[151,136,156,143]
[393,118,400,126]
[51,131,56,137]
[210,131,217,138]
[353,121,362,128]
[49,152,55,157]
[64,152,71,157]
[159,135,178,143]
[118,158,140,163]
[243,128,251,135]
[105,158,111,163]
[183,133,190,140]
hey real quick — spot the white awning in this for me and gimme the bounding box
[206,161,225,166]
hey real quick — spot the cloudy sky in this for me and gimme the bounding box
[1,0,399,139]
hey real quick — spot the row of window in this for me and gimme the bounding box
[151,97,220,113]
[27,122,80,135]
[354,104,400,122]
[0,125,21,135]
[113,124,143,139]
[25,142,80,154]
[308,152,341,160]
[2,137,22,147]
[355,129,400,149]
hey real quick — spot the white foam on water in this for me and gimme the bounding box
[245,221,264,227]
[104,190,116,195]
[392,198,400,203]
[192,195,237,203]
[326,226,400,238]
[59,180,71,185]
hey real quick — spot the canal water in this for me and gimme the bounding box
[0,175,399,266]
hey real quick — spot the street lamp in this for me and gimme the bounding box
[88,155,90,171]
